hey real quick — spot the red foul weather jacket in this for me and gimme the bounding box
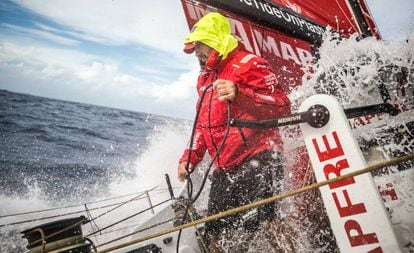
[179,47,291,170]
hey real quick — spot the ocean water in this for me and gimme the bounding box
[1,34,414,253]
[0,90,191,252]
[0,90,176,200]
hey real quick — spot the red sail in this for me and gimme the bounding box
[179,1,383,250]
[180,1,314,90]
[180,0,381,92]
[270,0,381,38]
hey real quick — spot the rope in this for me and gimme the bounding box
[85,238,98,253]
[0,195,149,228]
[0,187,169,219]
[85,203,101,243]
[0,187,165,228]
[96,218,175,248]
[24,198,171,252]
[1,208,91,228]
[177,83,214,252]
[187,208,209,253]
[25,198,172,251]
[85,198,171,238]
[96,222,143,237]
[97,152,414,253]
[86,186,157,224]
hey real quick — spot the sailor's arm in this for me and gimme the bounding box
[177,127,206,182]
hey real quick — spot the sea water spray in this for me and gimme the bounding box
[1,34,413,252]
[281,33,414,252]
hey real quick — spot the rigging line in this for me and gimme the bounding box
[85,203,101,244]
[85,186,158,224]
[185,84,214,196]
[261,23,265,57]
[192,102,231,204]
[0,186,166,219]
[85,198,171,238]
[84,238,98,253]
[95,218,175,248]
[0,195,152,228]
[209,84,219,152]
[97,152,414,253]
[1,209,87,228]
[187,207,209,253]
[94,222,142,237]
[339,0,359,34]
[177,83,214,252]
[177,104,231,253]
[174,102,231,253]
[182,83,214,202]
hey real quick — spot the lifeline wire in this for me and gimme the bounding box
[85,186,158,225]
[0,187,169,219]
[85,198,171,238]
[96,218,175,248]
[97,152,414,253]
[27,198,172,250]
[0,194,154,228]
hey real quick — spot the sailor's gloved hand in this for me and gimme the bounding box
[213,79,238,102]
[177,162,194,182]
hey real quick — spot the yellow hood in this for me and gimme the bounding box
[184,12,238,59]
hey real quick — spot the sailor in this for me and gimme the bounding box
[177,12,292,252]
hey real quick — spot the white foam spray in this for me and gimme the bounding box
[1,33,413,253]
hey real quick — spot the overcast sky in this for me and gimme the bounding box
[0,0,413,119]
